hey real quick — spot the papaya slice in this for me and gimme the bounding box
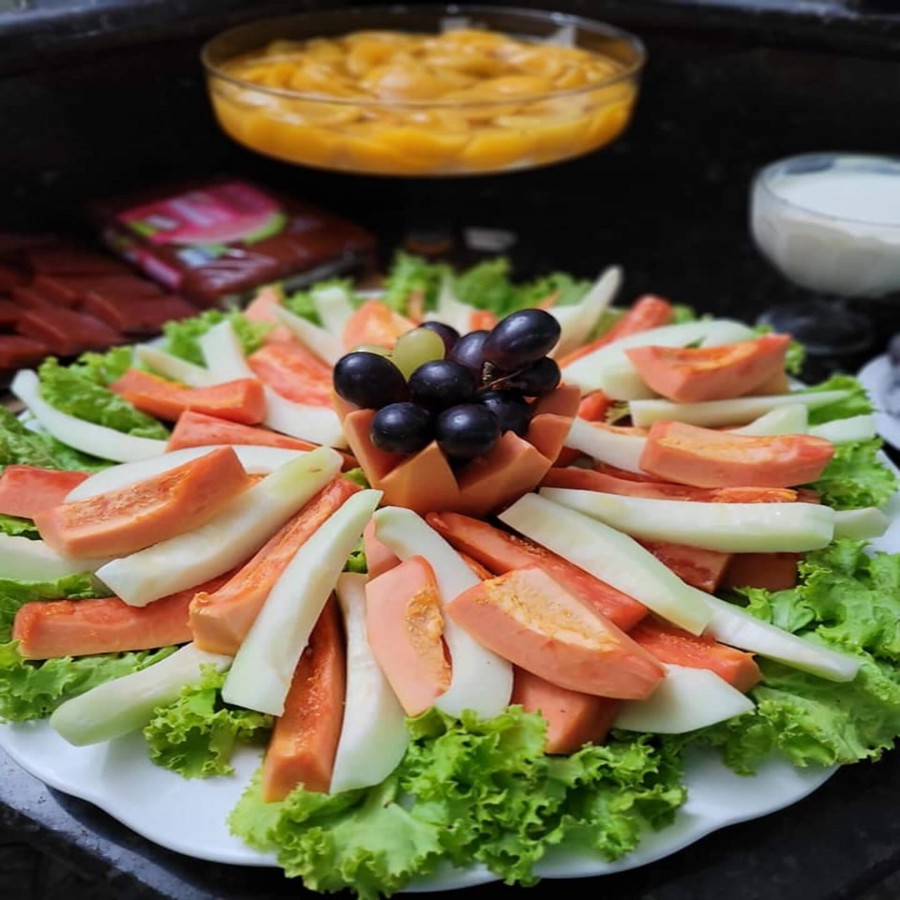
[34,446,252,559]
[190,477,360,655]
[247,342,333,407]
[511,667,621,754]
[13,573,231,660]
[427,511,647,631]
[629,617,762,692]
[342,299,415,351]
[340,408,399,487]
[365,555,451,716]
[446,566,665,699]
[362,519,400,579]
[720,551,802,592]
[0,465,89,519]
[261,597,346,800]
[377,441,461,515]
[110,369,266,425]
[243,284,295,344]
[625,333,791,403]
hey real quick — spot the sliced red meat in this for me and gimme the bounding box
[17,307,124,356]
[0,334,51,369]
[11,286,55,309]
[81,291,195,335]
[0,298,22,327]
[0,264,27,291]
[30,275,82,307]
[25,247,132,277]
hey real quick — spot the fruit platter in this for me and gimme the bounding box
[0,252,898,898]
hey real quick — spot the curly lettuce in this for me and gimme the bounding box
[161,309,270,366]
[230,707,685,898]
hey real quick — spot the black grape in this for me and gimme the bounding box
[333,351,408,409]
[370,402,433,454]
[503,356,561,395]
[419,320,461,353]
[408,359,477,411]
[448,329,490,380]
[435,404,501,460]
[482,309,561,370]
[478,390,532,436]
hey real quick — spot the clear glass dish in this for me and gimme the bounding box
[201,5,645,177]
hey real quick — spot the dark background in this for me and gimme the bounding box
[2,1,900,898]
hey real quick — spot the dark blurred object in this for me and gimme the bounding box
[92,178,376,306]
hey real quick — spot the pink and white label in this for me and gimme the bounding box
[117,181,284,246]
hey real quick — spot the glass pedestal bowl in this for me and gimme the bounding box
[201,5,645,178]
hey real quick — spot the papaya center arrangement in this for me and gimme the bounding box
[0,253,897,898]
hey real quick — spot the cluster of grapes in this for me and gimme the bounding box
[333,309,562,462]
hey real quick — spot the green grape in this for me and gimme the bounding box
[392,327,446,379]
[352,343,392,357]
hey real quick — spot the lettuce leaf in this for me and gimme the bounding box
[37,356,169,440]
[284,278,355,324]
[802,374,873,424]
[675,541,900,773]
[514,272,591,309]
[0,514,39,540]
[812,439,897,510]
[0,642,176,722]
[230,707,685,898]
[161,310,270,365]
[380,253,444,314]
[144,666,272,778]
[0,407,105,472]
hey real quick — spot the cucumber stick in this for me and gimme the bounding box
[330,573,409,794]
[50,644,232,746]
[809,414,877,444]
[222,489,382,716]
[0,533,110,581]
[564,418,646,473]
[499,493,711,635]
[541,488,835,552]
[629,389,850,429]
[731,403,809,436]
[373,506,513,719]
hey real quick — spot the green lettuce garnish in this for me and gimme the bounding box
[0,514,39,540]
[230,707,685,898]
[284,279,355,324]
[0,572,100,642]
[813,439,897,509]
[37,355,169,440]
[673,541,900,773]
[161,310,270,366]
[0,407,106,472]
[144,666,272,778]
[380,253,444,314]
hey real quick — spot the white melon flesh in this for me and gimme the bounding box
[273,305,344,365]
[731,404,809,436]
[809,414,877,445]
[312,284,356,338]
[11,370,168,463]
[699,590,860,682]
[372,506,513,719]
[562,319,757,400]
[540,488,835,553]
[198,320,256,381]
[330,573,409,794]
[199,320,346,447]
[50,643,231,746]
[548,265,621,358]
[133,344,214,387]
[67,446,306,500]
[434,278,478,333]
[629,389,850,429]
[614,664,754,734]
[95,447,342,606]
[563,417,646,473]
[222,489,382,716]
[0,533,110,580]
[833,507,890,540]
[498,493,711,635]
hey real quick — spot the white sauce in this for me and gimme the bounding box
[751,156,900,297]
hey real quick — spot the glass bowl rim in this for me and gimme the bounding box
[201,3,646,111]
[753,152,900,230]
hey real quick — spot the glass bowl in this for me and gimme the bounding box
[201,4,645,177]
